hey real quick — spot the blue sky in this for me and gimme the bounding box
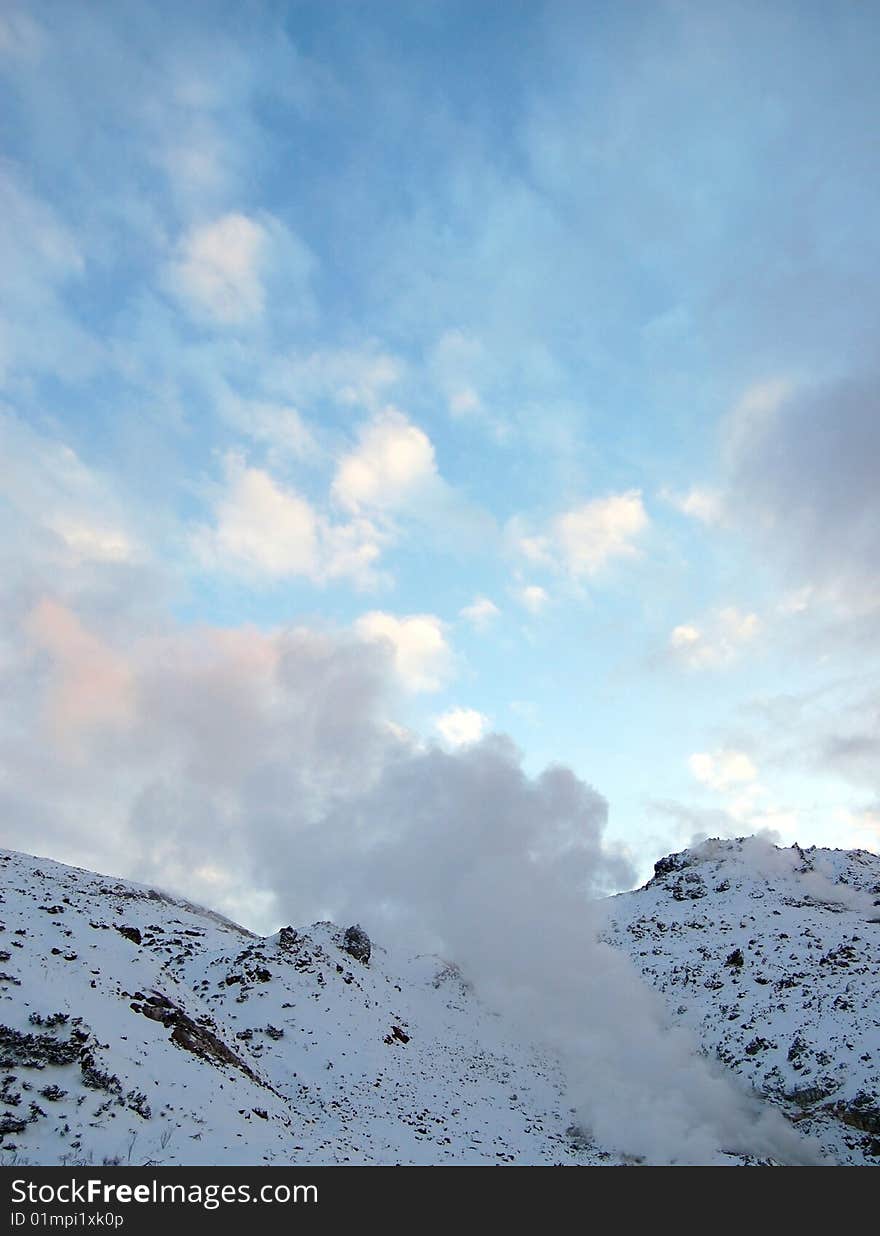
[2,1,879,928]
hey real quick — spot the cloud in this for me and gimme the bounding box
[724,374,880,613]
[45,520,135,565]
[434,706,490,748]
[0,167,101,383]
[215,396,317,464]
[689,749,758,792]
[0,564,821,1164]
[354,610,453,693]
[515,584,549,614]
[512,492,649,580]
[198,458,316,574]
[669,606,761,669]
[169,212,268,324]
[167,211,315,328]
[193,454,384,588]
[267,345,403,412]
[459,596,500,629]
[332,407,438,514]
[331,407,496,552]
[25,597,135,747]
[0,412,142,578]
[662,486,723,524]
[554,492,649,576]
[682,748,809,846]
[429,329,486,417]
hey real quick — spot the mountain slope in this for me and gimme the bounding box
[0,847,604,1166]
[3,840,879,1166]
[602,836,880,1165]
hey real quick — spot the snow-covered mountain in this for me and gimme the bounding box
[1,838,878,1166]
[603,836,880,1166]
[0,846,601,1166]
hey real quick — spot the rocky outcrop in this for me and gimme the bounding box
[342,924,371,964]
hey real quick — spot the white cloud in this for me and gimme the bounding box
[330,408,497,554]
[554,491,648,576]
[663,486,723,524]
[670,623,701,649]
[512,491,649,580]
[169,212,268,324]
[459,596,500,629]
[516,584,549,614]
[194,455,383,588]
[332,408,438,513]
[685,749,809,842]
[217,396,316,463]
[354,611,452,693]
[669,606,761,669]
[201,459,318,575]
[689,749,758,792]
[434,706,490,748]
[831,806,880,853]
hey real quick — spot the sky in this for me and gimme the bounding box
[2,0,880,935]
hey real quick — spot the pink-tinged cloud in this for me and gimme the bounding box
[25,598,134,746]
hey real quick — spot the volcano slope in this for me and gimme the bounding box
[602,837,880,1166]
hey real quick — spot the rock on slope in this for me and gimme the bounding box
[602,836,880,1166]
[0,847,602,1166]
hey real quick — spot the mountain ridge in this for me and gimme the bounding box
[603,835,880,1164]
[1,838,878,1166]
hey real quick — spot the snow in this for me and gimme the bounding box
[0,848,601,1166]
[2,837,878,1166]
[602,836,880,1165]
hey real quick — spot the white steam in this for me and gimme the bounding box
[2,597,824,1164]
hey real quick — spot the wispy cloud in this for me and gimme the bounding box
[169,212,269,323]
[167,211,315,326]
[459,596,500,629]
[669,607,761,670]
[661,486,723,525]
[514,584,549,614]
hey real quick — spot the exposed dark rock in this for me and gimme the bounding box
[653,853,689,879]
[115,924,142,945]
[832,1092,880,1134]
[129,991,269,1090]
[342,924,371,964]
